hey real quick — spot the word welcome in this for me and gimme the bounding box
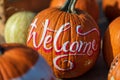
[27,18,100,71]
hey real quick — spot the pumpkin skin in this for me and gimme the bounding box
[4,11,36,45]
[103,17,120,67]
[27,0,100,78]
[108,54,120,80]
[102,0,120,22]
[50,0,99,22]
[0,43,55,80]
[5,0,51,19]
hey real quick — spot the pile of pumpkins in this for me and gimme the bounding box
[0,0,120,80]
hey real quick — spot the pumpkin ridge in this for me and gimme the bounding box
[37,8,57,23]
[53,12,67,77]
[45,10,64,71]
[71,14,81,68]
[48,10,64,73]
[50,11,65,75]
[36,8,58,19]
[61,12,68,74]
[64,12,71,73]
[3,58,23,79]
[34,9,59,47]
[0,69,3,80]
[69,14,80,69]
[68,14,75,74]
[69,13,80,77]
[4,48,38,63]
[34,9,64,75]
[0,58,10,79]
[2,53,37,79]
[0,45,39,79]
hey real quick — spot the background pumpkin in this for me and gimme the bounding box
[108,54,120,80]
[0,43,55,80]
[103,16,120,67]
[102,0,120,22]
[27,0,100,78]
[4,11,36,45]
[50,0,99,23]
[5,0,51,19]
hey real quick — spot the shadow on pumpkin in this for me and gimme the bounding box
[103,1,120,22]
[102,26,114,68]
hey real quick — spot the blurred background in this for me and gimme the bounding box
[1,0,111,80]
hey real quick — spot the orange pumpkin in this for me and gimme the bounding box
[103,16,120,67]
[0,43,55,80]
[108,54,120,80]
[5,0,51,19]
[102,0,120,22]
[50,0,99,22]
[27,0,100,78]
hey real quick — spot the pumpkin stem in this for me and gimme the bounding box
[0,46,4,55]
[61,0,77,13]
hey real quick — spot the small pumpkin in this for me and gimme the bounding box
[103,16,120,67]
[27,0,100,78]
[102,0,120,22]
[4,11,36,45]
[50,0,99,22]
[0,43,55,80]
[5,0,51,19]
[108,54,120,80]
